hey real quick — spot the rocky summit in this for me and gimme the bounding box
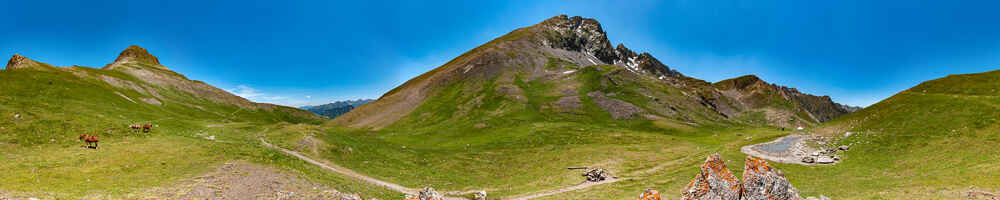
[4,54,52,70]
[109,45,162,67]
[682,153,804,200]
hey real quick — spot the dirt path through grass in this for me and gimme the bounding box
[507,178,626,200]
[259,138,470,200]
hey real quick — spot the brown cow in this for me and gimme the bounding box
[130,123,142,133]
[142,124,152,133]
[79,134,99,149]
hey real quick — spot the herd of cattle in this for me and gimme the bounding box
[78,123,153,149]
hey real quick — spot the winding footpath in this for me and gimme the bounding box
[260,138,624,200]
[259,138,468,200]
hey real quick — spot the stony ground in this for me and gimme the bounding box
[126,161,347,200]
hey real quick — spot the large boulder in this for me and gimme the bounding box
[638,189,662,200]
[742,156,803,200]
[681,153,741,200]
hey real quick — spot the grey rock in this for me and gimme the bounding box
[473,191,487,200]
[418,187,444,200]
[801,157,815,163]
[838,145,849,151]
[817,157,835,164]
[582,168,612,182]
[742,156,803,200]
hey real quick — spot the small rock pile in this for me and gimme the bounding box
[404,187,444,200]
[638,189,662,200]
[681,153,803,200]
[801,145,850,164]
[473,191,487,200]
[582,168,612,182]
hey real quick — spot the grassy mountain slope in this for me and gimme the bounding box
[286,15,864,199]
[334,15,854,131]
[0,48,404,199]
[788,70,1000,198]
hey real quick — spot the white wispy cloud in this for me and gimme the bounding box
[227,85,308,107]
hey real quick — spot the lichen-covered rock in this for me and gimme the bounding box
[742,156,803,200]
[473,191,487,200]
[582,168,612,182]
[638,189,662,200]
[681,153,741,200]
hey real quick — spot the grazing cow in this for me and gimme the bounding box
[142,124,152,133]
[130,123,142,132]
[79,134,99,149]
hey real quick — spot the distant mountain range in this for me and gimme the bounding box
[301,99,374,119]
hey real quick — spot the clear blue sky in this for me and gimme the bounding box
[3,1,999,107]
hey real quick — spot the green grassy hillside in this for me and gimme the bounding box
[0,51,404,199]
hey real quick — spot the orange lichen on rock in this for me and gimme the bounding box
[741,156,802,200]
[681,153,741,200]
[638,188,662,200]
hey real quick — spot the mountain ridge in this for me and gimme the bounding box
[301,99,375,119]
[3,45,322,123]
[333,15,855,130]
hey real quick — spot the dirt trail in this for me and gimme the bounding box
[259,138,469,200]
[261,137,628,200]
[507,178,626,200]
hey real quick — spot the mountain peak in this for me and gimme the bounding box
[111,45,163,68]
[534,15,681,79]
[5,54,40,70]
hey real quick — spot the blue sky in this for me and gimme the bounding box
[3,0,999,107]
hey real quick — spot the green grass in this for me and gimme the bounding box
[0,66,401,199]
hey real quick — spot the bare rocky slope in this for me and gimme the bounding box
[333,15,855,130]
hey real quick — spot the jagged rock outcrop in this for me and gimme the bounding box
[712,75,857,126]
[681,153,742,200]
[682,153,804,200]
[107,45,163,68]
[5,54,53,70]
[6,54,35,69]
[742,156,803,200]
[539,15,681,79]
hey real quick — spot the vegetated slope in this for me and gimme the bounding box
[0,46,380,199]
[333,15,855,130]
[302,99,374,119]
[800,70,1000,197]
[0,45,322,146]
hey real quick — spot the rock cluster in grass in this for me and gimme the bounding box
[681,153,803,200]
[800,143,850,164]
[473,191,487,200]
[582,168,612,182]
[404,187,443,200]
